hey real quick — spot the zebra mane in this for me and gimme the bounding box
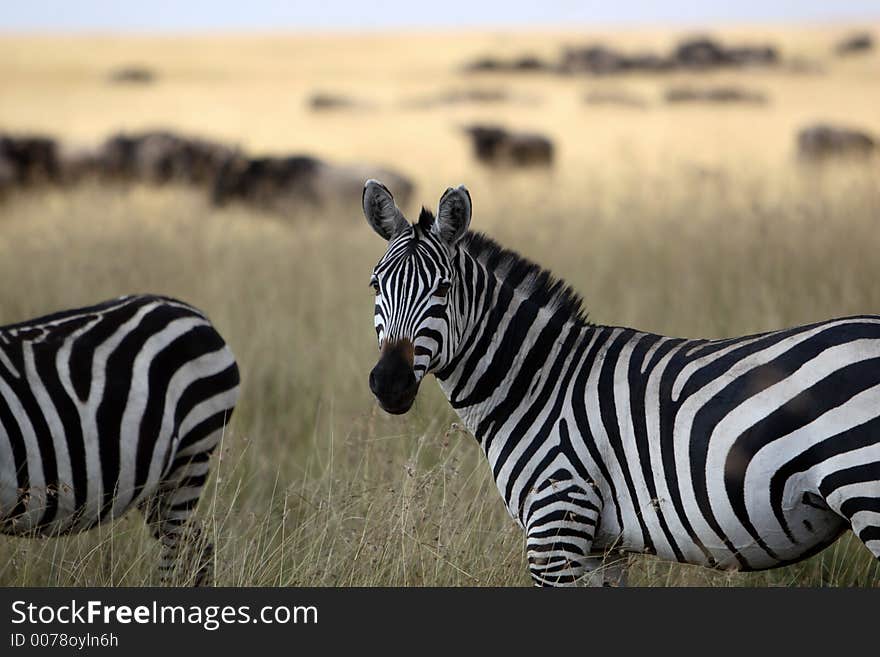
[459,231,591,327]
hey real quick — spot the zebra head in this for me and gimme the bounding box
[363,179,471,414]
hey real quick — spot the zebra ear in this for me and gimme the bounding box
[434,184,471,245]
[363,179,408,241]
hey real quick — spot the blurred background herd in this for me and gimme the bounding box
[1,2,879,585]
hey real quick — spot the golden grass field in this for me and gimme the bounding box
[0,25,879,585]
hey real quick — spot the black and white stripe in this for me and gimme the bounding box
[364,180,880,586]
[0,294,239,585]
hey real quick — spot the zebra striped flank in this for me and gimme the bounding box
[0,294,240,585]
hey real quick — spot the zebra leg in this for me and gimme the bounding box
[836,496,880,559]
[142,450,215,586]
[524,477,604,586]
[817,468,880,561]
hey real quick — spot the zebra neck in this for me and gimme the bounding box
[435,256,594,456]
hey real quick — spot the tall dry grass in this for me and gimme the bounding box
[0,27,879,585]
[0,166,878,586]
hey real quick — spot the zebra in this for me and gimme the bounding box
[363,179,880,586]
[0,294,239,585]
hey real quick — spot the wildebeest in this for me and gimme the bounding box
[835,32,874,56]
[211,155,413,212]
[404,88,512,109]
[463,54,553,73]
[626,52,677,72]
[211,155,324,208]
[107,66,156,84]
[797,124,877,161]
[665,86,767,105]
[673,37,778,69]
[55,144,103,184]
[511,55,548,71]
[308,93,368,111]
[561,45,678,75]
[559,36,777,75]
[0,156,13,194]
[462,125,554,167]
[98,131,241,186]
[560,45,644,75]
[0,128,416,218]
[0,134,61,188]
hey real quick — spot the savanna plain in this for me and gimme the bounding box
[0,26,879,585]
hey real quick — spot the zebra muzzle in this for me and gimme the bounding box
[369,339,419,414]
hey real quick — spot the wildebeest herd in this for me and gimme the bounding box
[465,32,872,75]
[456,32,878,165]
[459,33,876,150]
[0,130,413,213]
[319,32,877,172]
[1,115,874,215]
[466,34,781,75]
[1,31,877,215]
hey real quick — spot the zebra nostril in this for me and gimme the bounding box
[368,368,380,395]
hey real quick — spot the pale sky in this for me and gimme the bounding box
[2,0,878,32]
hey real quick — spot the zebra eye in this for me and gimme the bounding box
[370,280,380,295]
[435,281,451,298]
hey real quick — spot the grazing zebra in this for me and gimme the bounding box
[363,179,880,586]
[0,294,239,585]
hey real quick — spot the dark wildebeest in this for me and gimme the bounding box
[835,32,874,56]
[560,37,776,75]
[108,66,156,84]
[463,125,554,167]
[98,131,240,186]
[211,155,413,213]
[0,156,13,194]
[308,93,368,111]
[560,46,634,75]
[674,37,778,69]
[464,54,552,73]
[797,124,877,161]
[212,156,324,208]
[0,134,61,187]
